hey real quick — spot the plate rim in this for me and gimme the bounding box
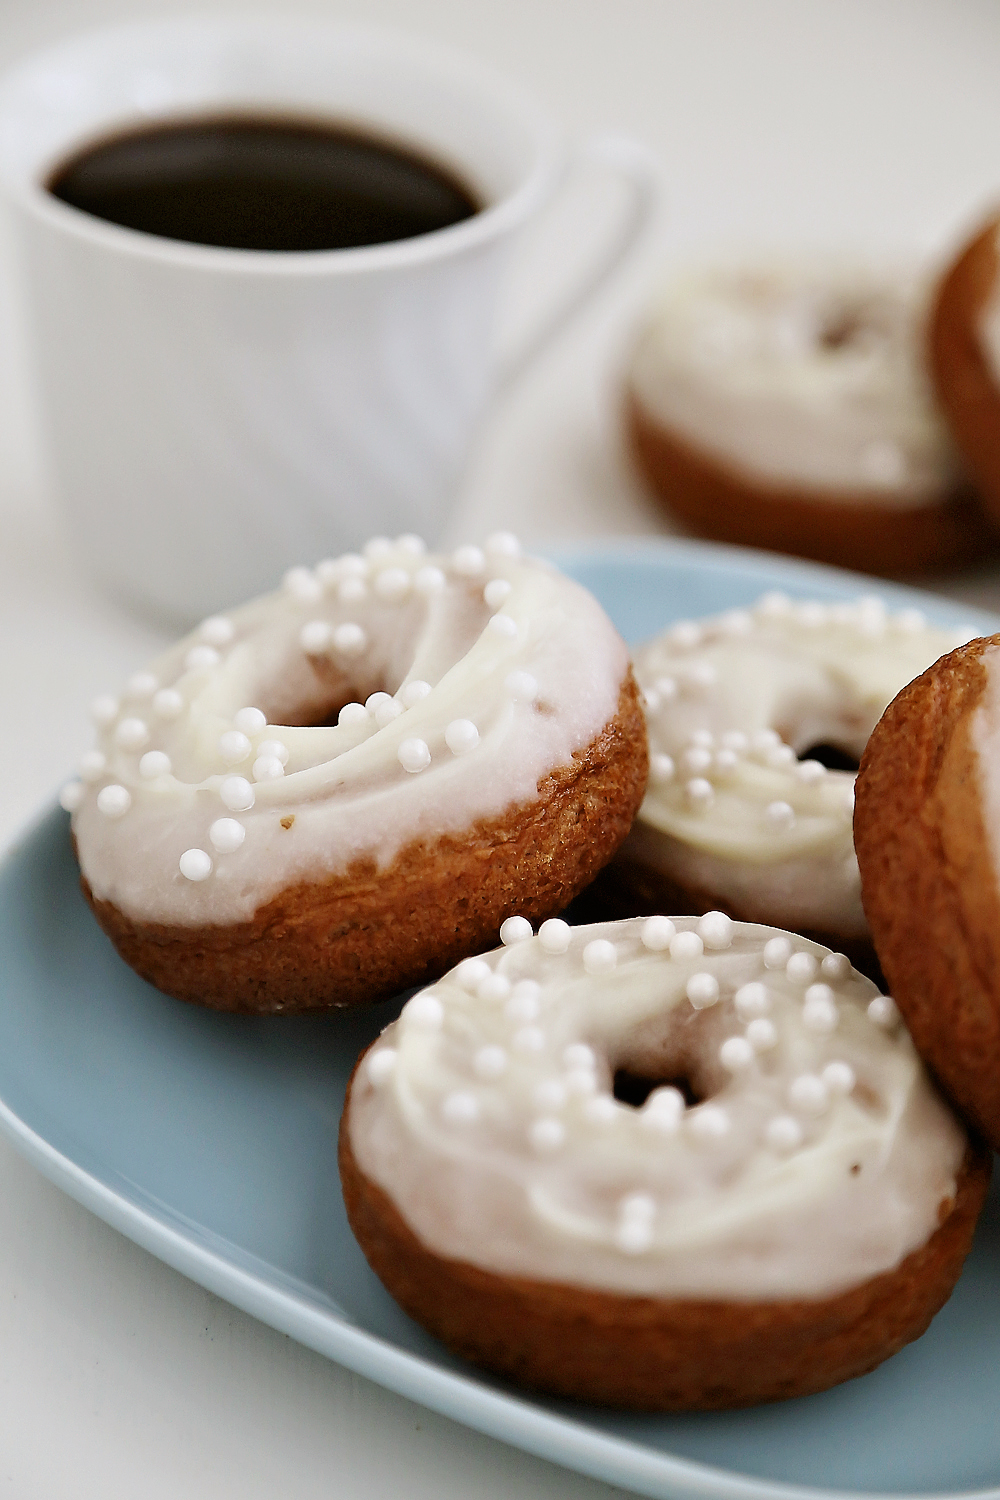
[3,535,1000,1500]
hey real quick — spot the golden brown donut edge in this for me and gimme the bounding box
[339,1047,990,1410]
[79,672,648,1014]
[930,215,1000,525]
[625,392,994,576]
[855,635,1000,1150]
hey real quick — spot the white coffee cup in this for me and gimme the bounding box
[0,16,657,625]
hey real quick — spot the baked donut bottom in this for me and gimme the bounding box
[626,394,994,576]
[81,673,647,1014]
[855,635,1000,1149]
[930,217,1000,524]
[339,1077,990,1410]
[571,856,881,984]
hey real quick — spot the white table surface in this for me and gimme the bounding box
[2,1,1000,1494]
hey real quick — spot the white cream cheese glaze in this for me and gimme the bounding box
[62,534,629,927]
[629,262,960,505]
[627,593,973,937]
[349,914,965,1300]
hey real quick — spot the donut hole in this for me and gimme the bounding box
[609,1009,728,1111]
[613,1068,702,1109]
[798,742,861,773]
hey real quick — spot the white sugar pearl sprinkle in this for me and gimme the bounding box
[455,958,491,991]
[538,918,571,954]
[257,739,289,766]
[500,915,532,945]
[686,972,720,1009]
[821,952,852,980]
[641,915,675,951]
[97,784,130,818]
[529,1117,565,1152]
[218,730,251,764]
[283,566,322,602]
[796,759,827,783]
[442,1092,480,1125]
[139,750,171,779]
[374,567,410,601]
[620,1192,656,1221]
[364,537,393,559]
[126,671,158,697]
[220,776,254,812]
[823,1061,856,1095]
[396,533,426,556]
[585,1096,619,1125]
[642,1087,684,1130]
[720,1036,754,1072]
[735,982,770,1019]
[473,1046,507,1079]
[805,982,836,1009]
[746,1018,778,1051]
[209,818,246,854]
[513,1026,546,1053]
[868,996,899,1028]
[563,1043,597,1071]
[184,645,220,671]
[234,707,266,736]
[338,577,368,604]
[583,939,617,975]
[476,974,511,1003]
[79,750,107,782]
[398,738,431,773]
[153,688,183,719]
[487,612,518,639]
[445,719,480,755]
[400,680,432,707]
[763,936,792,969]
[452,545,485,576]
[650,753,675,784]
[685,778,713,808]
[689,1105,729,1140]
[253,756,285,782]
[90,694,119,727]
[698,911,733,949]
[505,982,541,1022]
[333,622,367,656]
[299,620,332,654]
[766,800,795,828]
[615,1220,654,1254]
[505,670,538,701]
[766,1115,803,1152]
[59,782,84,812]
[366,1049,397,1086]
[802,996,838,1033]
[682,747,712,775]
[654,676,677,701]
[666,620,701,648]
[404,993,444,1029]
[486,530,521,557]
[720,730,748,752]
[786,951,819,984]
[199,616,234,646]
[414,565,446,594]
[534,1079,567,1111]
[484,578,512,609]
[789,1073,829,1114]
[114,717,149,751]
[179,848,212,881]
[669,930,704,961]
[338,702,369,727]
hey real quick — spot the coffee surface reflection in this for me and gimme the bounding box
[48,115,481,251]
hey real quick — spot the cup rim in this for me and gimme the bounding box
[0,14,564,277]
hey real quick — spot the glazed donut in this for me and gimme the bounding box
[341,914,987,1409]
[626,261,992,575]
[929,213,1000,525]
[60,535,647,1013]
[855,631,1000,1151]
[592,591,972,964]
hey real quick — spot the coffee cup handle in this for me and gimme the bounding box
[496,132,663,388]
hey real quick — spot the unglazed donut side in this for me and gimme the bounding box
[627,394,992,576]
[930,217,1000,523]
[82,672,647,1012]
[855,636,1000,1148]
[340,1086,989,1410]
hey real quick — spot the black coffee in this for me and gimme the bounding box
[47,115,480,252]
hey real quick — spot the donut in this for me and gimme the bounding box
[340,914,988,1409]
[929,213,1000,525]
[626,261,992,575]
[855,631,1000,1151]
[588,591,973,968]
[59,534,647,1013]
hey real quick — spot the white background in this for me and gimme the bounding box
[1,2,1000,1495]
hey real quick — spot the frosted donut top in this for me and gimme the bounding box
[629,593,971,936]
[629,262,959,505]
[63,535,629,927]
[349,915,965,1299]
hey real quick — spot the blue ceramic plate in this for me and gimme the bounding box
[1,538,999,1500]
